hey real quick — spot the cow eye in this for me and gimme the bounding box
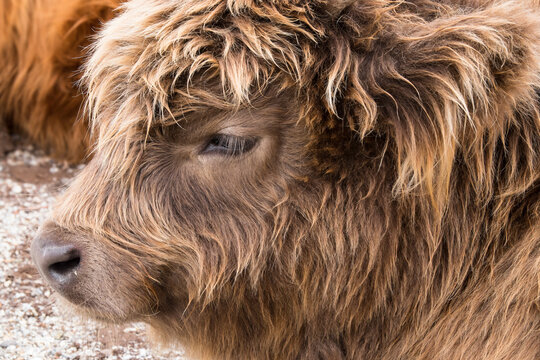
[201,134,258,156]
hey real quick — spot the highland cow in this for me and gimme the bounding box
[0,0,121,161]
[26,0,540,359]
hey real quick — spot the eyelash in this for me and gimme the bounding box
[201,134,258,156]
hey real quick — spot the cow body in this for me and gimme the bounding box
[0,0,120,161]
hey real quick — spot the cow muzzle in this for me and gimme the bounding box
[31,223,84,303]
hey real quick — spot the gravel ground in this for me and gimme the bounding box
[0,137,186,360]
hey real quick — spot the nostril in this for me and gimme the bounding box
[32,240,82,286]
[48,251,81,278]
[31,228,85,303]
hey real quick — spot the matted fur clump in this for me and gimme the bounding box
[25,0,540,359]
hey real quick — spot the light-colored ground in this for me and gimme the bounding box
[0,138,186,360]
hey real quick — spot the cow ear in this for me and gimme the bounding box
[331,1,540,206]
[383,3,540,204]
[327,0,356,16]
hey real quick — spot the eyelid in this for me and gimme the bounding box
[200,134,259,156]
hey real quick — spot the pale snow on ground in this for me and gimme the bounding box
[0,139,186,360]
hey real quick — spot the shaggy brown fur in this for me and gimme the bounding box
[30,0,540,359]
[0,0,121,162]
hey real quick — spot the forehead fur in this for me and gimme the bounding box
[83,0,392,131]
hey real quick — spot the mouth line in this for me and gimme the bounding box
[54,293,158,325]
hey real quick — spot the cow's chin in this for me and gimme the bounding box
[52,285,159,324]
